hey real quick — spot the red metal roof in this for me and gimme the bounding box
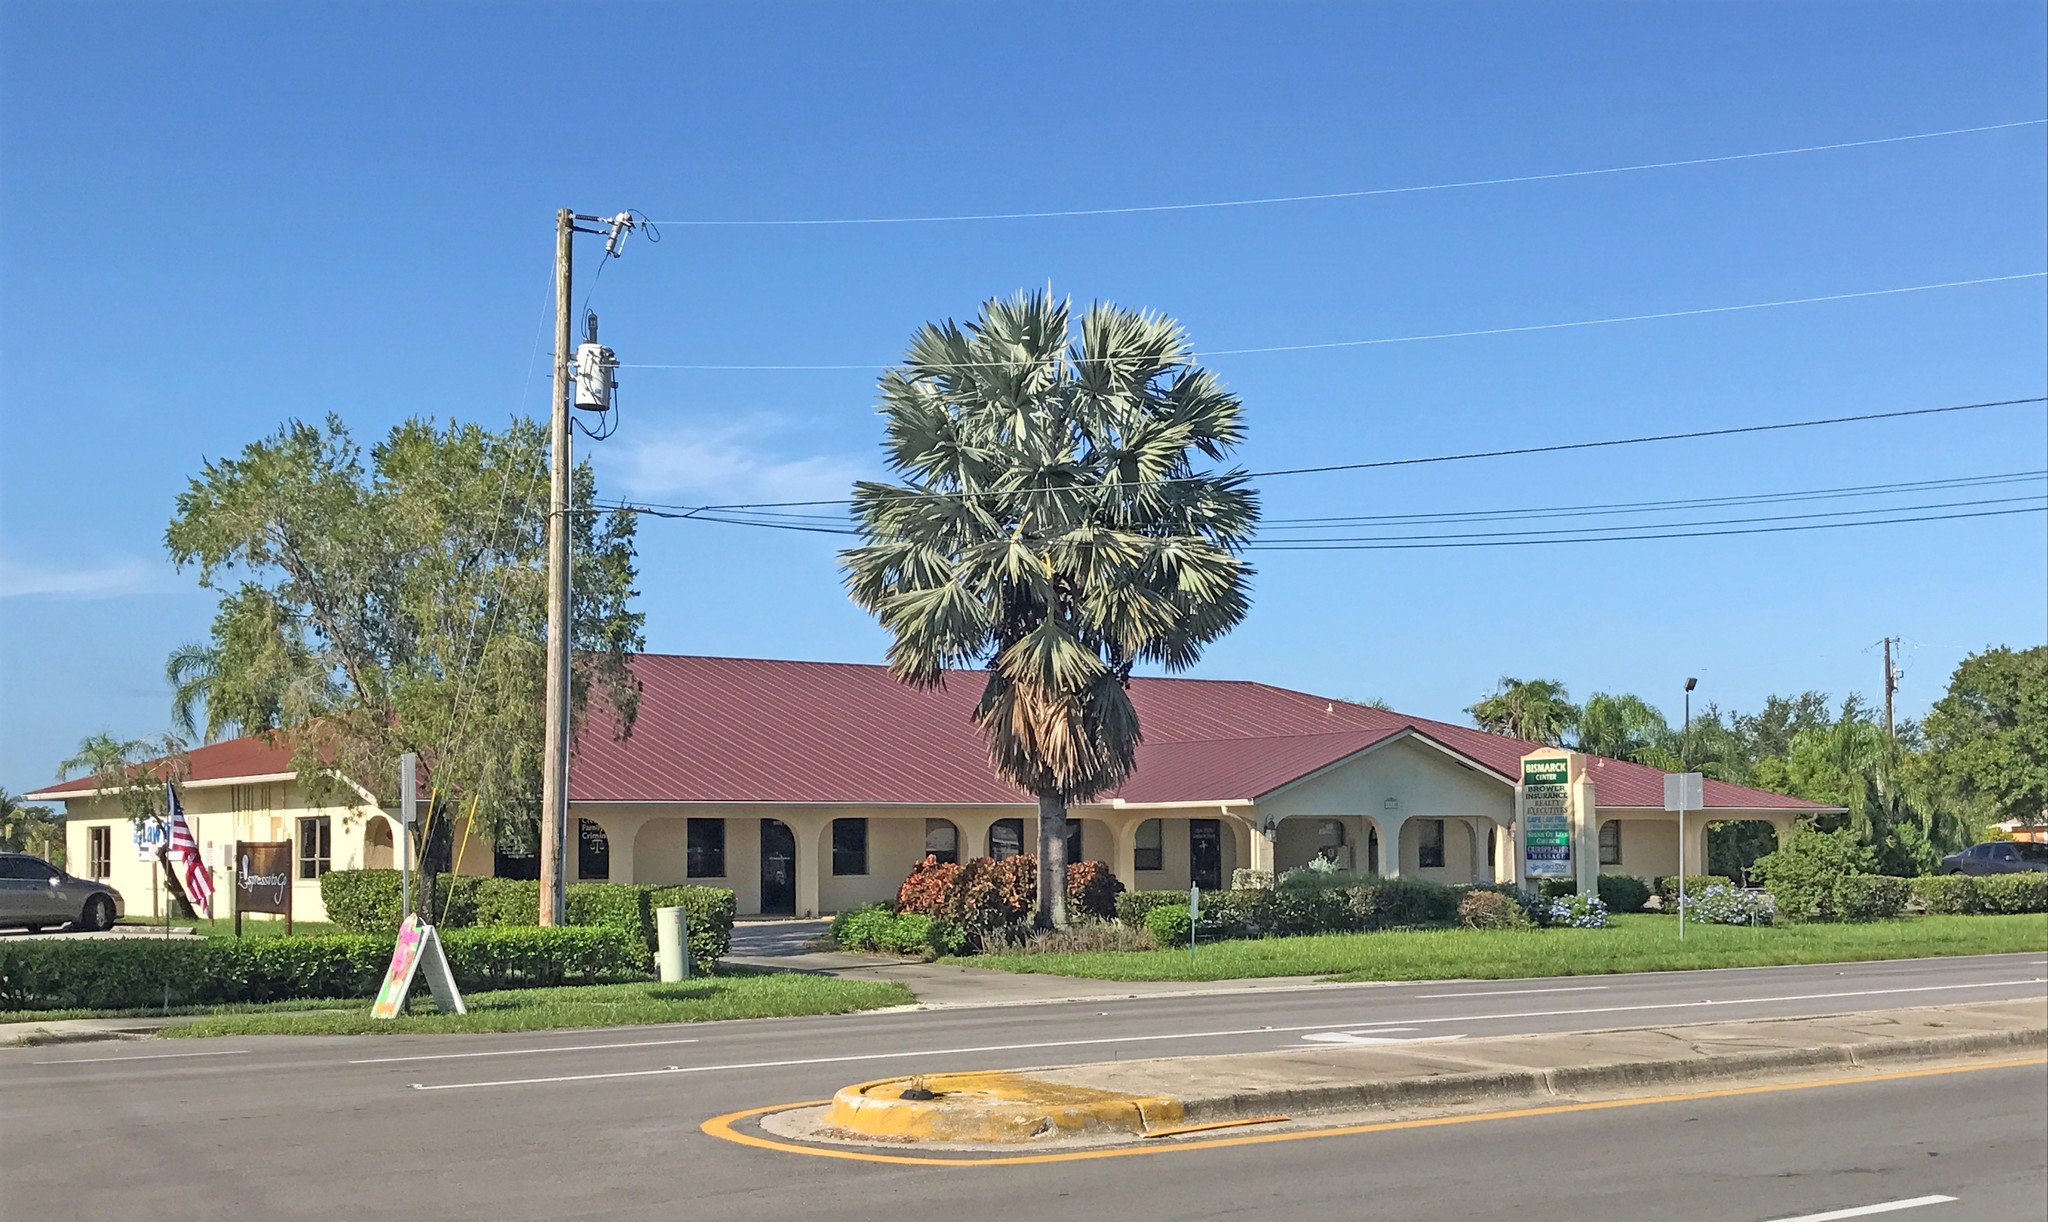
[569,655,1826,811]
[27,734,297,799]
[31,655,1826,813]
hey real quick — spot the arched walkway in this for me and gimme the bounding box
[363,816,395,870]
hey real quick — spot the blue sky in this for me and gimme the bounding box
[2,1,2044,793]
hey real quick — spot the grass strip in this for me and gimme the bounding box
[958,913,2048,983]
[162,972,914,1037]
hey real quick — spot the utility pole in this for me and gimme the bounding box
[1881,636,1900,741]
[539,208,635,928]
[539,208,575,927]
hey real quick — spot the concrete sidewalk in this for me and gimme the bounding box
[807,998,2048,1144]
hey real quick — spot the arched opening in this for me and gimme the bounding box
[760,819,797,914]
[988,818,1025,860]
[1708,819,1785,885]
[577,819,610,881]
[1314,819,1348,866]
[363,817,394,870]
[924,818,960,864]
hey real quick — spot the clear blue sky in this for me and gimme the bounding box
[3,1,2044,794]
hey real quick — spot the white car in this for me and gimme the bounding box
[0,853,125,932]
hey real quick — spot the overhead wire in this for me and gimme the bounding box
[647,119,2046,227]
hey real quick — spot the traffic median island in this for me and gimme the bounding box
[752,997,2047,1154]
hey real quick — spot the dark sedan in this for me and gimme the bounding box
[1938,841,2048,876]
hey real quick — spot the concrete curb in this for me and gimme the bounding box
[5,1027,162,1047]
[828,1070,1185,1142]
[1177,1026,2048,1124]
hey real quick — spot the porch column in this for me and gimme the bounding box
[1494,822,1518,886]
[1684,814,1712,882]
[1379,814,1407,878]
[1107,814,1139,891]
[783,813,830,918]
[954,814,997,861]
[1245,814,1275,878]
[1768,814,1800,849]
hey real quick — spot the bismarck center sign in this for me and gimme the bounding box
[1520,758,1573,880]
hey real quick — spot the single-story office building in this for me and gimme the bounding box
[32,655,1827,922]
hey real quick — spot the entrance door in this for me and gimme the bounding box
[1189,819,1223,891]
[759,820,797,915]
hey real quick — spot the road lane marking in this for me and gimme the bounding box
[1301,1031,1464,1046]
[349,1038,700,1065]
[1414,986,1606,999]
[698,1057,2046,1167]
[33,1049,250,1066]
[1761,1196,1957,1221]
[406,977,2043,1091]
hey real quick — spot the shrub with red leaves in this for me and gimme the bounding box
[1065,860,1125,921]
[896,855,963,918]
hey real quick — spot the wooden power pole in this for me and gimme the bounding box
[1881,635,1899,740]
[539,207,574,927]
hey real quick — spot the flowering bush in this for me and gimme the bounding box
[1543,893,1609,928]
[1681,883,1775,926]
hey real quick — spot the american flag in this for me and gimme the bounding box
[164,783,214,919]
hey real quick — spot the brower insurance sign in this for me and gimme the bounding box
[1521,758,1572,879]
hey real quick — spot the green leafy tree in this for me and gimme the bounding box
[163,415,644,871]
[55,732,195,917]
[841,291,1259,928]
[0,789,64,865]
[1915,645,2048,828]
[1467,677,1578,745]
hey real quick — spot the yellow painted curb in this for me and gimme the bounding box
[825,1070,1185,1143]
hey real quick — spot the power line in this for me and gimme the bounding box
[616,273,2047,371]
[1256,493,2044,544]
[630,396,2046,514]
[1244,505,2045,550]
[647,119,2046,227]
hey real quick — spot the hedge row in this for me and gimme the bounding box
[1911,873,2048,915]
[0,926,643,1013]
[1536,875,1653,913]
[318,871,735,972]
[830,905,969,957]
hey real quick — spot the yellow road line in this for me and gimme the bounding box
[699,1056,2047,1168]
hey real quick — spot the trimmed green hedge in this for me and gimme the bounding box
[1912,874,2048,915]
[1656,875,1733,909]
[1833,874,1911,921]
[0,926,643,1013]
[318,871,735,971]
[1116,889,1191,927]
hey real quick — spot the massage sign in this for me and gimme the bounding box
[1520,758,1573,879]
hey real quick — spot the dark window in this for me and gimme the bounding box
[0,856,49,880]
[88,827,112,879]
[1133,819,1163,871]
[1599,821,1622,866]
[1971,844,1995,859]
[832,818,869,876]
[989,818,1024,860]
[2018,844,2048,864]
[1066,819,1085,864]
[1486,824,1498,868]
[577,819,610,881]
[1417,818,1446,869]
[687,818,726,878]
[924,819,959,864]
[297,817,332,880]
[1992,844,2018,862]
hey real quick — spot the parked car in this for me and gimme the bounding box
[0,852,125,932]
[1938,841,2048,876]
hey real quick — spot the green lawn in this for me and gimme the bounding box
[959,914,2048,983]
[161,972,914,1037]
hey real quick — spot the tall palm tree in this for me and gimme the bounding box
[1467,677,1578,745]
[1573,691,1680,769]
[166,642,224,742]
[841,291,1259,927]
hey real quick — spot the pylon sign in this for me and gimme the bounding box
[1521,757,1573,879]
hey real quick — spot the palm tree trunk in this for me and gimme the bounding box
[1035,791,1069,929]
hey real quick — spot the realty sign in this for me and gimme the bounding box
[1521,758,1573,879]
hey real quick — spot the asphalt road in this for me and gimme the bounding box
[5,952,2044,1221]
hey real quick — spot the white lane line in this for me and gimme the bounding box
[1761,1194,1956,1221]
[408,977,2045,1091]
[349,1038,700,1065]
[34,1049,250,1066]
[1414,985,1608,999]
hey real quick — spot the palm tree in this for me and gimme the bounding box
[0,789,64,863]
[1468,677,1578,745]
[841,291,1259,927]
[1573,692,1680,769]
[58,731,196,918]
[166,642,224,742]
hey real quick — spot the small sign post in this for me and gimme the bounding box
[233,840,294,937]
[1188,883,1201,965]
[1665,772,1705,939]
[372,913,465,1019]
